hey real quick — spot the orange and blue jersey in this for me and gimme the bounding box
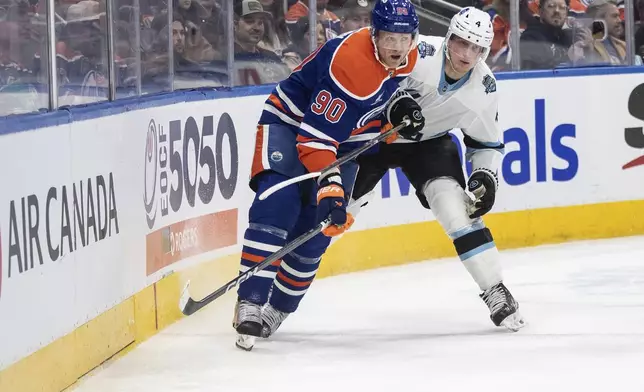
[256,27,417,176]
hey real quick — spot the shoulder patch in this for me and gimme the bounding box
[482,75,496,95]
[417,41,436,58]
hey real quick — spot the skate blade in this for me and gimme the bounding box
[500,311,526,332]
[235,334,256,351]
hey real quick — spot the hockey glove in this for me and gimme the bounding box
[467,168,498,219]
[316,173,355,237]
[386,90,425,140]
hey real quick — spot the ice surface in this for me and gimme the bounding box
[72,236,644,392]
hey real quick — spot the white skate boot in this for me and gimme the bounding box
[233,299,263,351]
[261,304,290,338]
[480,282,526,332]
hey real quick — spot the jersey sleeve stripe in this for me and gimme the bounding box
[296,135,340,149]
[263,104,301,127]
[298,141,337,153]
[300,122,339,143]
[276,85,305,117]
[267,94,303,122]
[267,94,287,113]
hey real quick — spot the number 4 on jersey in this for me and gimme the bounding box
[311,90,347,123]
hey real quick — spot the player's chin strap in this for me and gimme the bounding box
[257,118,411,201]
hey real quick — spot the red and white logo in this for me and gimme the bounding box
[396,6,408,15]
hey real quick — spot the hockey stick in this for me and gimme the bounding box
[179,215,335,316]
[258,118,411,201]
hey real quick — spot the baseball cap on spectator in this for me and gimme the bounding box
[234,0,271,18]
[66,0,104,23]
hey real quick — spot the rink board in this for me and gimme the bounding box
[0,67,643,392]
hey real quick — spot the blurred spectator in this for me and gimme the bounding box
[56,1,105,64]
[636,0,644,58]
[584,0,626,65]
[520,0,590,69]
[234,0,278,58]
[258,0,291,55]
[335,0,371,34]
[0,21,22,68]
[173,0,224,52]
[183,19,222,63]
[286,0,341,39]
[197,0,225,47]
[529,0,625,20]
[326,0,347,10]
[56,0,111,102]
[485,0,536,70]
[143,13,190,83]
[234,0,289,85]
[282,15,325,69]
[175,0,208,24]
[0,0,47,114]
[528,0,589,18]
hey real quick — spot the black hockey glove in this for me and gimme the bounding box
[316,172,354,237]
[467,168,498,219]
[386,90,425,140]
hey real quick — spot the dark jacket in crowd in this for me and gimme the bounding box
[635,24,644,57]
[520,20,574,70]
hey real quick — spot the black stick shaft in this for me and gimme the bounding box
[181,219,329,315]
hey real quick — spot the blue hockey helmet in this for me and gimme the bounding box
[371,0,419,35]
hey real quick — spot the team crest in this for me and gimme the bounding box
[417,41,436,58]
[396,7,408,15]
[482,75,496,94]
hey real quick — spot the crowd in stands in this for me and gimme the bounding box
[482,0,642,70]
[1,0,643,115]
[0,0,376,113]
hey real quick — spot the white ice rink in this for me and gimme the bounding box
[72,236,644,392]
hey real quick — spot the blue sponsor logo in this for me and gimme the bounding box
[381,98,579,198]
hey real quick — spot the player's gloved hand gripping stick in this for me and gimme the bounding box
[257,118,412,201]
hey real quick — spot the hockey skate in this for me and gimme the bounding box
[480,282,526,332]
[261,304,289,338]
[233,299,263,351]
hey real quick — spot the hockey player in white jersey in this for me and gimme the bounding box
[351,7,526,331]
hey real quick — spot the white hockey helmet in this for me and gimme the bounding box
[445,7,494,63]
